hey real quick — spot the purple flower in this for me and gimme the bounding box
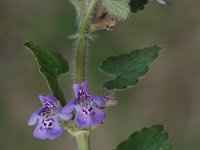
[28,95,71,140]
[62,81,105,128]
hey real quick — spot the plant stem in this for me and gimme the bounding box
[69,0,81,16]
[75,0,97,83]
[74,131,90,150]
[81,0,88,14]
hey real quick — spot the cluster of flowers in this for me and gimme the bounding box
[28,81,106,140]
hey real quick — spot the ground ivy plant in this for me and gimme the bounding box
[25,0,172,150]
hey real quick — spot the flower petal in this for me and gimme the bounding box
[46,119,63,140]
[90,95,105,108]
[89,106,105,125]
[74,113,91,128]
[33,119,47,140]
[74,105,105,128]
[59,108,73,121]
[28,109,41,126]
[73,83,81,98]
[73,81,89,97]
[81,81,89,95]
[62,99,76,114]
[39,95,57,107]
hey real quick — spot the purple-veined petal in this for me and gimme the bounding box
[46,118,63,140]
[73,84,81,98]
[74,113,91,128]
[28,95,64,140]
[45,95,57,105]
[74,105,105,128]
[62,99,76,114]
[28,108,41,126]
[73,81,89,97]
[57,107,70,121]
[39,95,57,107]
[90,95,105,108]
[89,106,105,125]
[33,118,47,140]
[69,81,106,128]
[59,109,73,121]
[81,81,89,95]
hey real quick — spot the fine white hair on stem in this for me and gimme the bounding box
[69,33,95,83]
[68,0,81,16]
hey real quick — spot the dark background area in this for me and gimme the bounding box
[0,0,200,149]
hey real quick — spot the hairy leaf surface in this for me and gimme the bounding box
[100,46,163,90]
[24,41,68,106]
[116,125,172,150]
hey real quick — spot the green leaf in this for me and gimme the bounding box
[102,0,130,20]
[24,40,69,106]
[129,0,148,13]
[116,125,172,150]
[100,46,163,90]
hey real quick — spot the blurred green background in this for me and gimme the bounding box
[1,0,200,149]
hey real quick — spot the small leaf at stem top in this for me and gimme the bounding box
[102,0,131,20]
[116,125,172,150]
[100,45,163,90]
[24,40,69,106]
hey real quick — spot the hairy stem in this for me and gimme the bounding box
[69,0,81,16]
[81,0,88,14]
[75,0,97,83]
[75,131,90,150]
